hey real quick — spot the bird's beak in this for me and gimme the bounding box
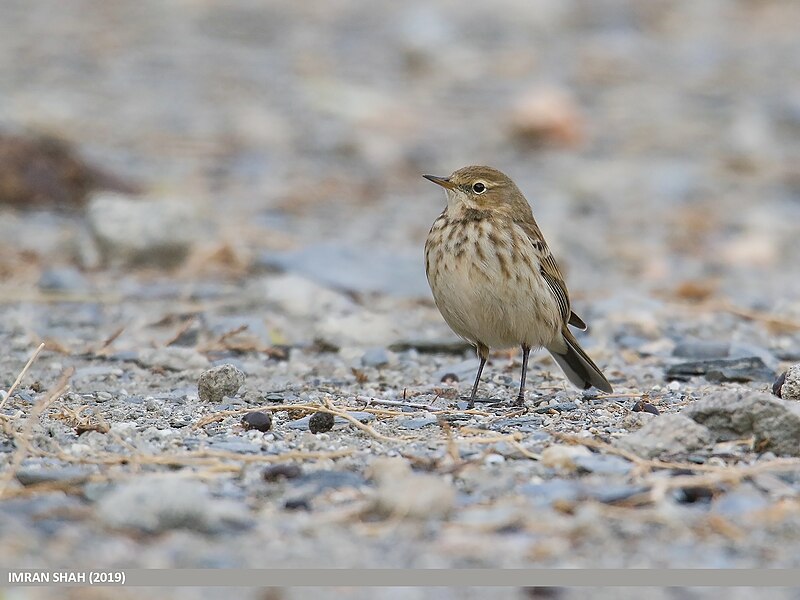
[423,174,456,190]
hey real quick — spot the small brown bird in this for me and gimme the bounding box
[424,165,613,408]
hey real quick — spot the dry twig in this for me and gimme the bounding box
[0,342,45,413]
[0,367,73,498]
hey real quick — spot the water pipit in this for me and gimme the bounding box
[424,165,613,408]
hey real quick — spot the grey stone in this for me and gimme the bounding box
[396,417,438,430]
[615,414,712,458]
[96,476,251,534]
[361,347,390,368]
[488,416,546,433]
[779,364,800,401]
[15,466,93,486]
[168,413,193,429]
[206,439,262,454]
[534,401,579,414]
[666,356,775,383]
[286,415,314,430]
[197,364,246,403]
[87,192,201,268]
[573,453,634,475]
[684,390,800,456]
[37,267,89,292]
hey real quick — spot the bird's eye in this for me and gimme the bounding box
[472,182,486,194]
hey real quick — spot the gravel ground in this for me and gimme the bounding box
[2,1,800,597]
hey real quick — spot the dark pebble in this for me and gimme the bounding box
[284,498,311,511]
[242,411,272,432]
[440,372,459,383]
[308,411,335,434]
[773,371,786,398]
[262,464,302,482]
[632,400,660,415]
[523,588,564,599]
[675,486,715,504]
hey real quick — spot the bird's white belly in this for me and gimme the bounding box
[426,223,562,350]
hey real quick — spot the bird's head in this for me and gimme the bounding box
[423,165,531,218]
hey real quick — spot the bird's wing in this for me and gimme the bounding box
[516,219,572,325]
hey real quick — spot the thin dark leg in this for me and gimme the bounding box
[468,357,486,410]
[467,344,489,410]
[516,345,531,405]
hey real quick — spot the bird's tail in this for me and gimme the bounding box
[547,327,613,393]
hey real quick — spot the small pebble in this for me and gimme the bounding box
[675,485,715,504]
[284,498,311,511]
[242,411,272,432]
[197,364,246,403]
[309,411,335,434]
[262,464,302,482]
[361,347,390,368]
[632,400,660,415]
[776,365,800,401]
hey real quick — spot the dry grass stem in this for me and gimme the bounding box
[356,395,439,412]
[320,397,411,442]
[0,342,46,412]
[0,367,74,499]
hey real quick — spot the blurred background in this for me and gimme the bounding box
[1,0,799,310]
